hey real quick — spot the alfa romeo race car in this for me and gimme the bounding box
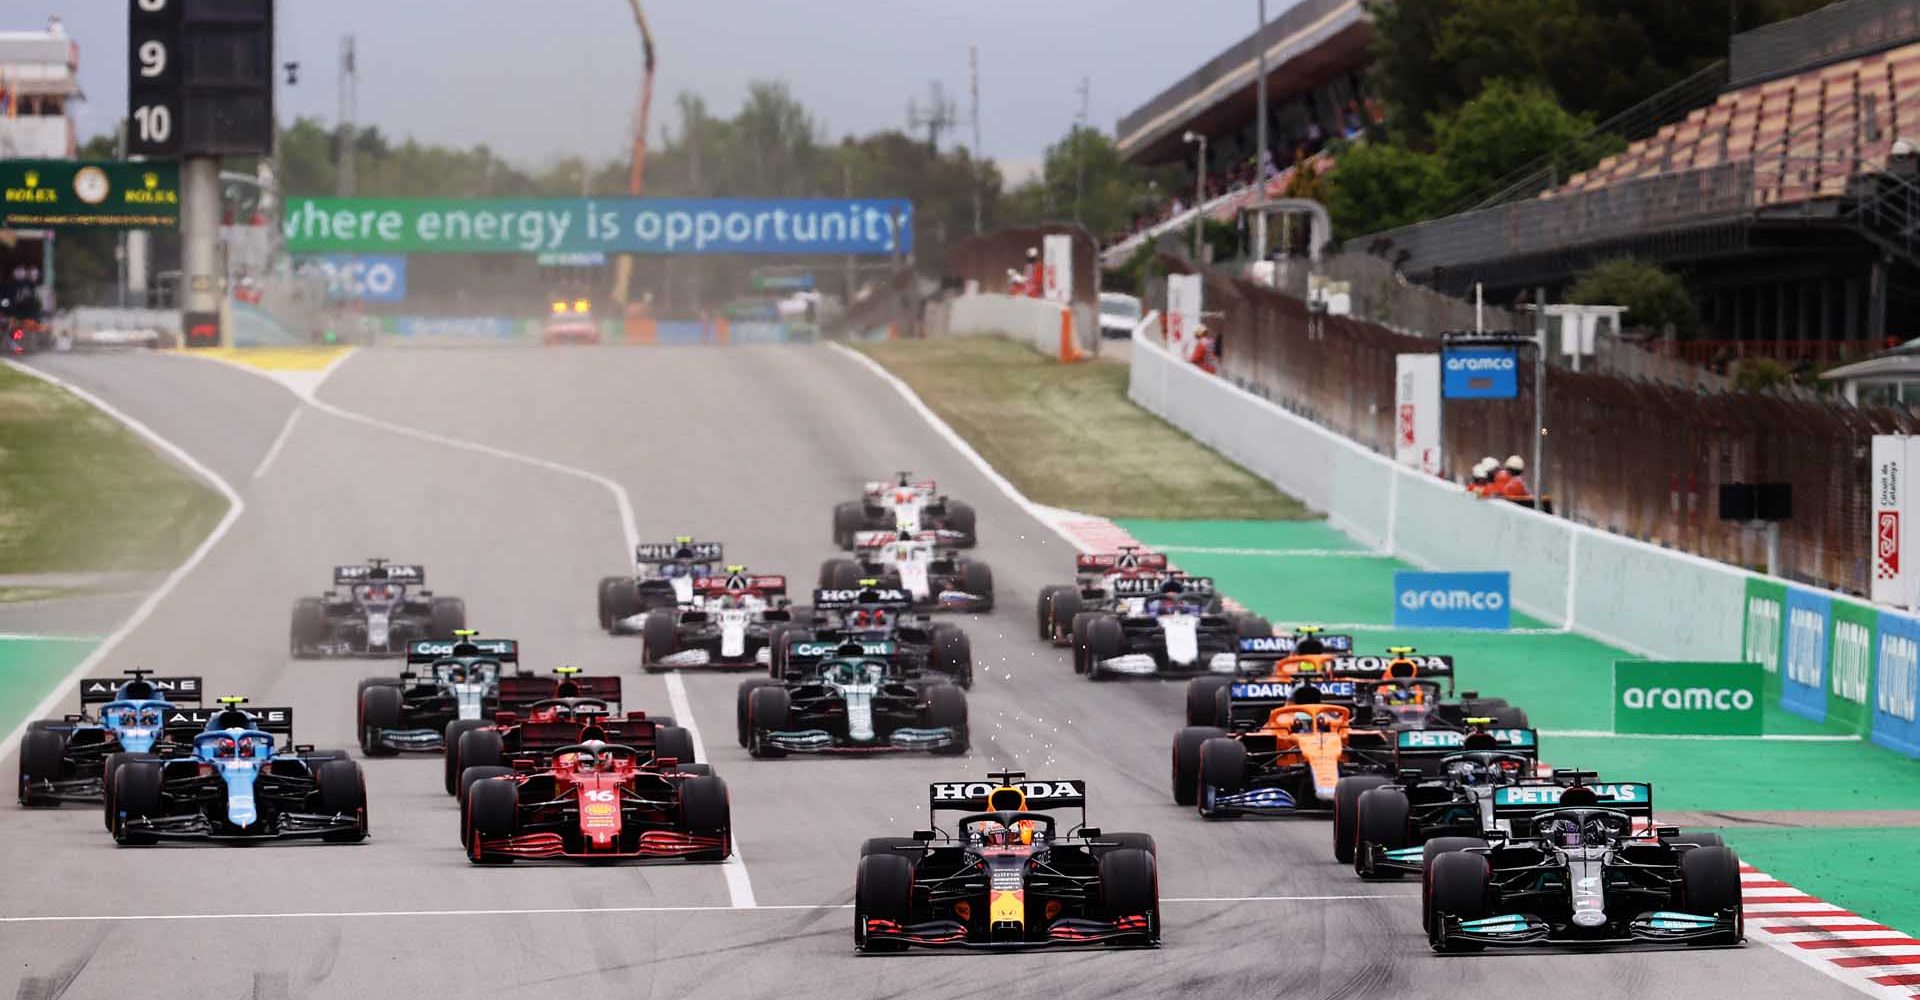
[107,698,368,845]
[1069,576,1264,679]
[638,568,792,671]
[779,584,974,687]
[853,773,1159,951]
[1340,727,1543,872]
[461,739,728,864]
[18,670,203,807]
[821,531,993,612]
[735,639,969,757]
[598,538,725,632]
[1036,547,1171,645]
[290,560,466,657]
[1424,779,1742,951]
[832,473,977,550]
[1171,700,1399,817]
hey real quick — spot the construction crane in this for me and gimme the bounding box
[612,0,657,310]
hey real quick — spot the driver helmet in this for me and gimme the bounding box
[1294,636,1327,654]
[210,735,238,759]
[366,584,394,601]
[1547,817,1583,849]
[447,664,470,683]
[691,562,714,577]
[1378,683,1423,706]
[1445,757,1490,786]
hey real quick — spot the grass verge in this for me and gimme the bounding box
[0,364,224,574]
[856,337,1312,520]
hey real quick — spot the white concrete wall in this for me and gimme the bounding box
[940,293,1099,359]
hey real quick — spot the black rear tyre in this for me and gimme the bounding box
[642,609,679,667]
[942,501,977,546]
[924,684,969,755]
[1084,614,1126,681]
[1333,775,1391,864]
[458,764,514,809]
[929,624,972,688]
[290,597,327,657]
[655,725,698,766]
[833,501,865,549]
[1171,726,1224,806]
[428,597,466,639]
[443,719,490,793]
[1049,590,1083,643]
[454,730,505,799]
[958,561,993,611]
[1185,677,1231,727]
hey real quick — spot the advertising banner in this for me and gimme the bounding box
[1873,609,1920,756]
[1394,354,1443,475]
[296,255,408,303]
[1872,436,1913,606]
[1165,273,1203,361]
[1441,347,1519,399]
[1829,599,1877,732]
[0,159,180,228]
[1613,661,1764,735]
[283,197,913,256]
[1042,233,1073,305]
[1781,587,1832,723]
[1393,571,1511,629]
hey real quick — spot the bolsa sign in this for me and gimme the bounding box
[1393,571,1511,629]
[1613,661,1763,735]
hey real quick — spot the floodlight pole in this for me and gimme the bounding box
[1534,285,1548,506]
[1253,0,1269,261]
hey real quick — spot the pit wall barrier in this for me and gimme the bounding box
[369,315,817,345]
[1127,328,1920,757]
[930,293,1099,361]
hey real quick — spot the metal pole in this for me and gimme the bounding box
[1533,285,1548,509]
[969,43,983,235]
[182,156,222,340]
[337,35,356,197]
[1192,136,1207,260]
[1073,77,1090,226]
[1253,0,1269,261]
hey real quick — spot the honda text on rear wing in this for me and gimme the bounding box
[812,586,915,610]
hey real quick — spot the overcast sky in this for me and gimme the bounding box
[23,1,1293,181]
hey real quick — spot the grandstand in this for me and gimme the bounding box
[1361,0,1920,364]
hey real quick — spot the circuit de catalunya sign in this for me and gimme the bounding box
[282,197,914,256]
[1613,661,1763,735]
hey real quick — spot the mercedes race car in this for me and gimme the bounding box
[833,473,977,550]
[291,560,466,657]
[854,773,1159,951]
[598,538,725,632]
[1341,727,1543,873]
[1036,547,1172,645]
[1425,779,1742,951]
[107,698,368,845]
[1172,700,1398,817]
[461,739,728,864]
[18,670,203,808]
[638,568,793,671]
[821,531,993,612]
[736,638,969,757]
[779,584,973,688]
[1069,576,1266,679]
[448,691,689,800]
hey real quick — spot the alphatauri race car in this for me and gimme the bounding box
[735,639,969,757]
[638,569,792,671]
[832,473,977,549]
[461,740,728,864]
[1036,547,1171,645]
[1424,778,1742,952]
[853,773,1159,951]
[291,560,466,657]
[1069,576,1265,679]
[598,538,725,632]
[18,670,203,808]
[778,584,974,688]
[821,530,993,612]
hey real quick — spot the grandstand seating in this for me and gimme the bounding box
[1551,43,1920,207]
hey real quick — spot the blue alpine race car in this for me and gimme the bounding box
[17,669,203,808]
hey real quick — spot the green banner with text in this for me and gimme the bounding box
[0,159,180,229]
[1614,661,1764,735]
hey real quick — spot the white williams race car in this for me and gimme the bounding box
[832,473,977,549]
[820,530,993,612]
[1069,576,1266,680]
[598,538,724,632]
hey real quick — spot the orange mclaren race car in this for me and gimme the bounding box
[1171,701,1398,818]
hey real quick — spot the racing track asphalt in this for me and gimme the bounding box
[0,344,1869,999]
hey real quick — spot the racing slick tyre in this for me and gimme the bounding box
[458,765,514,810]
[1196,737,1247,818]
[466,776,519,863]
[316,759,370,843]
[854,853,915,953]
[17,728,65,807]
[1185,677,1231,727]
[929,624,973,689]
[1082,614,1126,681]
[833,501,866,549]
[942,501,978,547]
[1333,774,1393,864]
[443,719,491,794]
[1679,845,1744,944]
[746,685,792,759]
[1171,726,1226,806]
[1091,832,1158,857]
[1489,706,1530,728]
[605,578,643,631]
[655,725,698,766]
[736,678,782,746]
[1098,848,1160,944]
[1069,612,1102,672]
[769,629,813,679]
[924,683,970,755]
[358,684,404,758]
[1037,585,1067,641]
[99,751,157,828]
[110,761,164,846]
[1670,833,1726,849]
[428,596,467,639]
[597,577,619,630]
[861,836,926,860]
[818,558,859,590]
[672,763,713,778]
[1234,614,1273,638]
[455,729,506,795]
[25,718,60,733]
[1048,590,1083,644]
[1421,837,1489,931]
[641,609,680,670]
[1354,787,1413,877]
[1428,851,1491,952]
[354,677,402,733]
[678,774,732,859]
[959,561,994,611]
[290,597,327,658]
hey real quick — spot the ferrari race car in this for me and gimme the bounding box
[107,698,367,845]
[1341,727,1543,872]
[291,560,466,657]
[832,472,977,549]
[448,689,689,800]
[1171,700,1399,817]
[822,531,993,612]
[598,538,725,632]
[18,670,203,807]
[461,740,729,864]
[1424,778,1742,951]
[736,639,969,757]
[854,773,1159,951]
[1069,576,1267,679]
[779,584,974,687]
[638,568,793,671]
[1036,547,1172,645]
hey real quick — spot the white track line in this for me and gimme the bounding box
[0,633,108,643]
[187,350,758,910]
[1543,729,1861,742]
[1156,546,1382,558]
[0,360,246,767]
[250,408,303,480]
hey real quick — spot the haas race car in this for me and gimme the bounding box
[854,773,1159,951]
[291,560,466,657]
[107,698,368,846]
[1424,777,1742,952]
[1036,547,1172,645]
[821,531,992,612]
[461,739,728,865]
[833,473,977,550]
[638,568,792,671]
[1069,576,1269,679]
[18,670,203,807]
[736,638,969,757]
[598,538,725,632]
[779,584,974,688]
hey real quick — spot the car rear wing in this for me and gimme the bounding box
[163,706,294,737]
[635,541,723,563]
[79,675,203,706]
[1393,727,1538,763]
[335,564,424,585]
[1110,575,1214,597]
[495,674,623,711]
[864,478,936,496]
[695,574,786,597]
[1222,678,1362,728]
[1234,633,1355,661]
[812,587,913,610]
[1491,780,1653,822]
[1075,551,1169,573]
[928,776,1086,814]
[406,638,519,666]
[788,639,897,661]
[1325,654,1453,679]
